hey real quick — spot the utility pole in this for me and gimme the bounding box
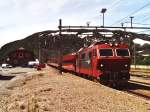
[38,33,44,63]
[38,41,41,63]
[86,21,90,27]
[121,23,124,27]
[134,43,136,69]
[58,19,62,74]
[130,16,134,28]
[38,35,41,63]
[101,8,107,27]
[59,19,62,36]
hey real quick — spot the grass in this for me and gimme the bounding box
[130,68,150,73]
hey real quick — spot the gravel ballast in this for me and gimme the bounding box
[0,66,149,112]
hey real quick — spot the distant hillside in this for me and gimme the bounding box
[0,30,84,63]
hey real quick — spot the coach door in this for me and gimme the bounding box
[88,51,93,75]
[76,53,81,73]
[83,51,92,75]
[92,49,97,77]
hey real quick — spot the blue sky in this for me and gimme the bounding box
[0,0,150,47]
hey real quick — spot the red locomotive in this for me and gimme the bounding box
[48,41,131,86]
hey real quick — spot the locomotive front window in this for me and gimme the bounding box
[99,49,113,56]
[116,49,129,56]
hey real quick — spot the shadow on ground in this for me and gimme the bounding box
[0,75,15,80]
[11,72,27,74]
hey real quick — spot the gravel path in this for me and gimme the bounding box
[0,66,149,112]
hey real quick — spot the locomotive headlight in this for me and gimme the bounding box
[99,63,105,70]
[115,43,118,46]
[100,64,104,67]
[109,43,113,46]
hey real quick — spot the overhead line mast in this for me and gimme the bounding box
[61,25,150,30]
[58,19,150,42]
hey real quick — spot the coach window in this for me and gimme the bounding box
[81,53,85,59]
[76,54,78,59]
[89,52,92,59]
[93,49,97,56]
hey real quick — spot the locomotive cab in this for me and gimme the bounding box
[97,43,131,84]
[75,41,131,85]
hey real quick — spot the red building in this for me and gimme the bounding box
[7,47,35,67]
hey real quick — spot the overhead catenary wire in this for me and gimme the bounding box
[140,15,150,23]
[129,13,150,25]
[110,1,150,26]
[133,11,150,23]
[107,0,123,11]
[124,22,150,26]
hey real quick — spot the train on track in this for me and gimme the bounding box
[47,41,131,86]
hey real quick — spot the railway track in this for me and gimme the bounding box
[129,80,150,86]
[124,90,150,100]
[118,82,150,100]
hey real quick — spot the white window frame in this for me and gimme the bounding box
[99,48,114,57]
[115,48,130,57]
